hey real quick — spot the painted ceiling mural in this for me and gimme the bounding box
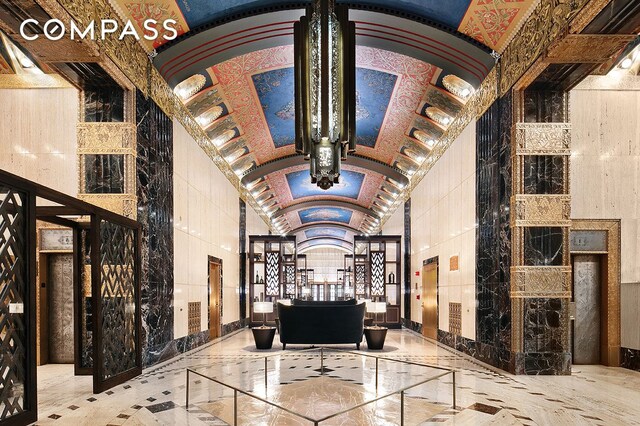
[114,0,537,52]
[111,0,541,248]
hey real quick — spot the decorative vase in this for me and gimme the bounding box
[388,272,395,283]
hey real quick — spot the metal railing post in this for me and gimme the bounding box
[375,357,379,391]
[400,390,405,426]
[452,371,457,409]
[186,370,190,408]
[234,389,238,425]
[320,347,324,374]
[264,357,268,392]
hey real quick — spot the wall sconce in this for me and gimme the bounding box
[294,0,356,189]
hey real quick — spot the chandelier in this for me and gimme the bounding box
[294,0,356,189]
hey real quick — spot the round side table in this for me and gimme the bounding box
[251,326,276,349]
[364,326,387,350]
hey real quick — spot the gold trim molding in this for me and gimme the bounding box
[545,34,637,64]
[77,194,137,219]
[0,74,73,89]
[511,266,572,298]
[512,195,572,227]
[499,0,592,96]
[515,123,571,155]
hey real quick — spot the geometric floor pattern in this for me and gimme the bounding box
[33,329,640,425]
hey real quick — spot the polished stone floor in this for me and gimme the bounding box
[33,329,640,425]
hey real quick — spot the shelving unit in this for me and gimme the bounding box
[354,235,402,328]
[248,235,297,326]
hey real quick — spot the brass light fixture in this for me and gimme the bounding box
[294,0,356,189]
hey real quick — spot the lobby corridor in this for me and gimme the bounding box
[34,329,640,425]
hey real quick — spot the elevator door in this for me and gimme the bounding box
[422,260,438,339]
[573,254,601,364]
[48,254,74,363]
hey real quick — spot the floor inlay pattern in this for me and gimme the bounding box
[32,329,640,425]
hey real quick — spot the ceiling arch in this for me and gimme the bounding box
[112,0,541,245]
[275,199,374,219]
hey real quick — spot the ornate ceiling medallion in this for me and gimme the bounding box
[294,0,356,190]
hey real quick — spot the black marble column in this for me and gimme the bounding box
[136,90,175,366]
[463,93,512,372]
[239,198,247,323]
[403,198,411,322]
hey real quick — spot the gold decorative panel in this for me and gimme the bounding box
[77,123,136,154]
[514,123,571,155]
[499,0,591,95]
[545,34,637,64]
[512,195,571,227]
[449,302,461,336]
[188,302,201,335]
[78,194,137,219]
[449,255,459,272]
[511,266,572,298]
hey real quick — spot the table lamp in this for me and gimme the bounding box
[253,301,273,327]
[367,301,386,327]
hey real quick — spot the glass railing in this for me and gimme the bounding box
[186,347,457,425]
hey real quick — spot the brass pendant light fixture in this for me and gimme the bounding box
[294,0,356,190]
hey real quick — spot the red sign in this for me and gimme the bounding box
[415,271,420,276]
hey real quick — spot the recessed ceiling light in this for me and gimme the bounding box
[619,57,634,69]
[19,56,34,68]
[460,88,471,97]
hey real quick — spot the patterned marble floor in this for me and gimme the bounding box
[32,329,640,425]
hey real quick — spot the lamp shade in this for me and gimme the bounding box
[254,301,273,314]
[367,302,386,314]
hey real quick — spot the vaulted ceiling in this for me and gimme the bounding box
[112,0,538,248]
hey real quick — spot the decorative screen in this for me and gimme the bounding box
[99,220,137,380]
[285,265,295,284]
[371,251,385,296]
[0,186,28,420]
[355,264,366,295]
[265,251,280,296]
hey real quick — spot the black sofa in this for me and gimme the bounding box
[277,300,365,349]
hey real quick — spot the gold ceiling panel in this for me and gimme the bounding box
[545,34,637,64]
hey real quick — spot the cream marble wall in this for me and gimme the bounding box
[0,88,78,198]
[173,120,267,338]
[409,122,477,339]
[570,76,640,350]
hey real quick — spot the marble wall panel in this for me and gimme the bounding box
[0,88,79,200]
[570,83,640,358]
[136,91,175,366]
[474,93,512,368]
[523,298,566,353]
[409,121,476,338]
[84,154,125,193]
[523,227,564,266]
[84,85,124,122]
[523,90,566,123]
[523,156,565,194]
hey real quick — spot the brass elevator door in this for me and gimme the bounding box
[209,261,221,340]
[422,261,438,339]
